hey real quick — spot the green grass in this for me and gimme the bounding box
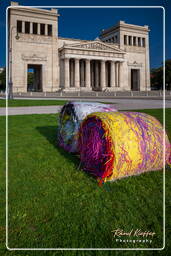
[0,99,67,107]
[0,99,118,108]
[0,109,171,255]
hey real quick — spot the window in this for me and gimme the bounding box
[48,24,52,36]
[138,37,141,47]
[124,35,127,45]
[33,23,38,34]
[142,38,145,47]
[128,36,132,45]
[115,35,118,43]
[17,20,22,33]
[25,22,30,34]
[133,37,136,46]
[40,24,45,35]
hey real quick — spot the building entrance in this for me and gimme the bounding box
[27,64,42,92]
[131,69,140,91]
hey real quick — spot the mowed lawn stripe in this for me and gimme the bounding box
[0,99,67,108]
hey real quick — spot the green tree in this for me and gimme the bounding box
[27,72,34,85]
[166,59,171,90]
[0,68,6,91]
[151,59,171,90]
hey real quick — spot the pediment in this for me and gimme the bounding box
[63,41,125,53]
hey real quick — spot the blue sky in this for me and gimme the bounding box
[0,0,170,69]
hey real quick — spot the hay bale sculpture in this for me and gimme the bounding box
[78,111,171,185]
[58,101,117,153]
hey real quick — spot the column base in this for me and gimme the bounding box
[13,87,27,93]
[80,87,92,91]
[102,87,129,92]
[44,87,60,92]
[63,87,93,92]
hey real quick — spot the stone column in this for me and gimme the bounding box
[115,62,118,87]
[105,62,108,86]
[124,35,128,45]
[118,62,122,87]
[91,61,94,89]
[110,61,115,88]
[80,60,85,87]
[130,36,133,46]
[126,35,128,45]
[95,61,99,89]
[75,58,80,89]
[64,58,70,89]
[37,24,40,35]
[70,60,74,87]
[22,21,25,33]
[30,22,33,34]
[119,62,123,88]
[45,24,48,36]
[85,59,91,89]
[100,60,106,90]
[140,37,142,47]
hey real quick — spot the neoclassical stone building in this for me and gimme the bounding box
[8,2,151,92]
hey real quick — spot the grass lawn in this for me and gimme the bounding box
[0,99,118,108]
[0,109,171,255]
[0,99,68,107]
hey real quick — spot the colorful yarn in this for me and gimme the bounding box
[79,112,171,184]
[58,101,117,153]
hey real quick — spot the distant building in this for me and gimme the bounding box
[9,2,151,92]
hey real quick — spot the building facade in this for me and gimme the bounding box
[9,2,151,92]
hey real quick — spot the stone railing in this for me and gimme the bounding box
[1,90,171,98]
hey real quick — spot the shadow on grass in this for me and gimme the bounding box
[36,125,99,185]
[36,125,80,167]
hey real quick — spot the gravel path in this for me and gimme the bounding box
[0,98,170,116]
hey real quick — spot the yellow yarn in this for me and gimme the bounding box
[83,111,170,182]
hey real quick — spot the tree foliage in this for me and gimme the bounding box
[0,68,6,91]
[0,68,34,92]
[151,59,171,90]
[27,72,34,85]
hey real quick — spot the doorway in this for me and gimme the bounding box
[27,64,42,92]
[131,69,140,91]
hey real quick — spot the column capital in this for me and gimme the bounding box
[85,58,90,63]
[101,59,106,63]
